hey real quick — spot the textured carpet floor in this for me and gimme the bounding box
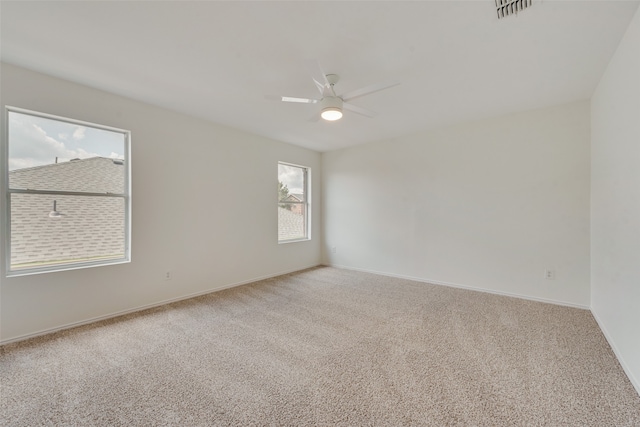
[1,267,639,426]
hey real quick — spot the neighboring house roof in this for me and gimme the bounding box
[10,157,124,193]
[288,193,304,202]
[278,206,305,241]
[9,157,126,269]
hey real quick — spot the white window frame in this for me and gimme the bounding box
[3,106,132,277]
[278,161,311,243]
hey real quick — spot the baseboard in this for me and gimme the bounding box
[324,263,591,310]
[0,264,321,346]
[591,310,640,396]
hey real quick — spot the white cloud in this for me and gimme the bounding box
[72,126,86,140]
[278,164,305,194]
[30,124,69,158]
[8,158,39,171]
[8,118,102,171]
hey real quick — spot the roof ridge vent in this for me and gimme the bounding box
[496,0,532,19]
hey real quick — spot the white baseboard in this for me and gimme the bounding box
[591,310,640,396]
[0,264,321,346]
[324,263,591,310]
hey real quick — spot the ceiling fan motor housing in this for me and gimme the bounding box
[320,96,343,120]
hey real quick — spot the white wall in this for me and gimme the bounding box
[322,101,591,307]
[0,63,322,342]
[591,7,640,394]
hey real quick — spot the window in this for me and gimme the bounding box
[4,107,131,275]
[278,162,310,242]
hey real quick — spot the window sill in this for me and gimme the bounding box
[278,238,311,245]
[6,258,130,278]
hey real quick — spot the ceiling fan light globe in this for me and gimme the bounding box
[321,108,343,121]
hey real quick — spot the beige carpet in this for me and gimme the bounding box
[1,266,639,426]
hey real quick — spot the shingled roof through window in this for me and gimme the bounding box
[9,157,126,270]
[278,207,305,241]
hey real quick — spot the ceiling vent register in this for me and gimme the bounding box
[496,0,532,19]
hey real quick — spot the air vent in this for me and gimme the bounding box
[112,159,124,165]
[496,0,532,19]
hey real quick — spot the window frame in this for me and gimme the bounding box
[278,161,311,244]
[3,106,132,277]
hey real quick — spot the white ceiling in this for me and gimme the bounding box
[1,1,638,152]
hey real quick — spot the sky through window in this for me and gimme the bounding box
[8,111,125,171]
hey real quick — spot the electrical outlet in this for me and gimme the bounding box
[544,269,555,280]
[165,271,172,280]
[331,246,337,254]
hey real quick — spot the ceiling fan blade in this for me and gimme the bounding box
[341,80,401,103]
[265,95,318,104]
[282,96,319,104]
[305,60,330,95]
[343,102,377,118]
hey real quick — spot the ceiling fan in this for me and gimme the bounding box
[270,60,400,122]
